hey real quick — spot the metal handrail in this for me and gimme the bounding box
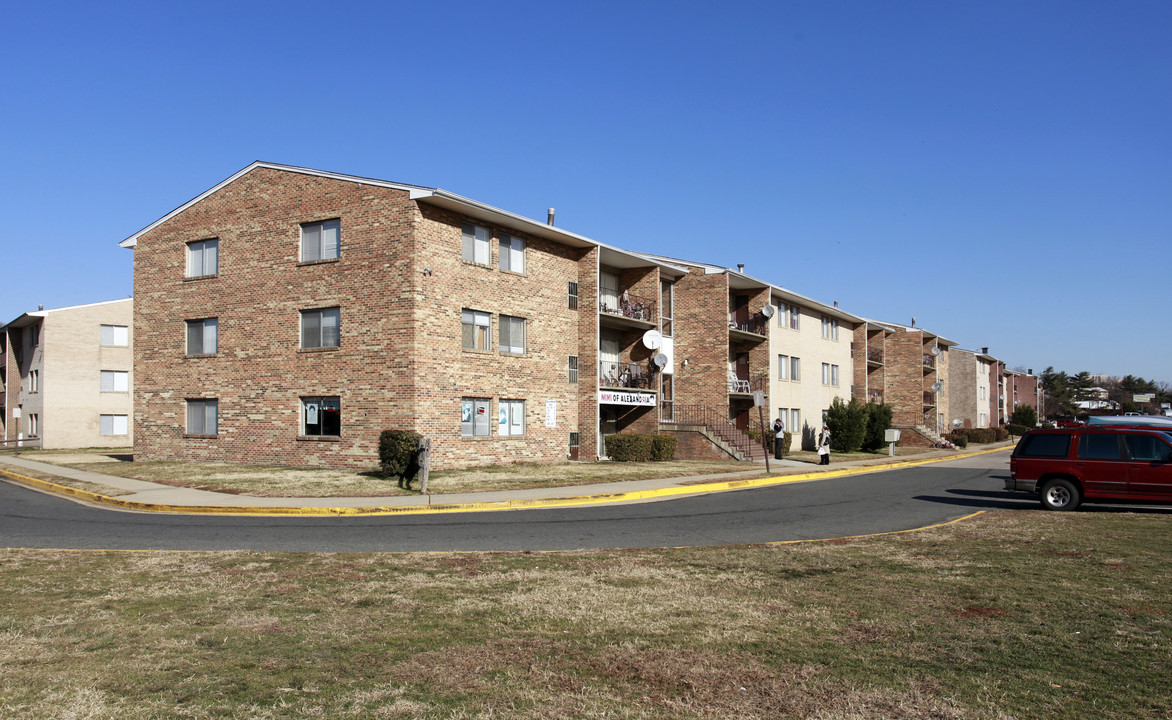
[668,404,765,460]
[599,360,654,389]
[600,291,656,322]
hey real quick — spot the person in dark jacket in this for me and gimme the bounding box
[818,425,832,465]
[772,417,786,460]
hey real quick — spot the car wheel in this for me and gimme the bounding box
[1040,478,1081,511]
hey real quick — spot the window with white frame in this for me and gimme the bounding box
[100,370,129,392]
[302,396,340,436]
[821,316,839,340]
[790,356,801,382]
[661,373,674,421]
[499,315,526,354]
[778,303,799,330]
[832,364,840,386]
[100,324,129,347]
[100,414,128,436]
[499,233,525,273]
[778,354,789,380]
[462,223,491,265]
[301,219,340,262]
[499,399,525,437]
[186,238,219,278]
[186,318,218,355]
[660,281,674,336]
[300,308,340,349]
[599,271,620,312]
[461,398,491,437]
[29,369,39,393]
[790,408,801,432]
[28,413,39,436]
[822,363,831,385]
[186,399,218,435]
[462,309,491,351]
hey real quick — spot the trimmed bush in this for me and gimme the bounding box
[862,403,894,452]
[1006,423,1032,437]
[605,434,654,462]
[826,397,868,453]
[379,429,423,486]
[650,434,678,461]
[946,431,969,448]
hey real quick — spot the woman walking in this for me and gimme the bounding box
[817,424,831,465]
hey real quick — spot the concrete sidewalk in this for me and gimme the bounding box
[0,445,1013,516]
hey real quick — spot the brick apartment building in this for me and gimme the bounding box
[948,348,998,428]
[853,319,955,445]
[1006,369,1042,418]
[121,162,720,470]
[1,299,134,449]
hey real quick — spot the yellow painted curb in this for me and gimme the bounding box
[0,445,1011,517]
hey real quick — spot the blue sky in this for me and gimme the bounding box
[3,1,1169,383]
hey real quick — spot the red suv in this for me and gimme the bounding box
[1007,427,1172,510]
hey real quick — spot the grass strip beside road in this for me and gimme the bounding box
[1,511,1168,719]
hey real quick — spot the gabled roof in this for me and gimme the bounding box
[2,298,132,331]
[864,318,958,347]
[117,162,689,277]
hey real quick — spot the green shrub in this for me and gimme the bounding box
[378,429,422,486]
[605,434,654,462]
[826,397,868,452]
[862,403,894,451]
[650,434,678,461]
[1006,423,1032,437]
[946,431,969,448]
[1010,405,1038,428]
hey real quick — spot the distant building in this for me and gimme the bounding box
[1,299,134,448]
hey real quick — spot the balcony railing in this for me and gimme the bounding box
[600,291,656,323]
[923,391,936,406]
[869,390,884,403]
[867,348,884,364]
[728,312,769,336]
[599,360,655,389]
[922,354,936,369]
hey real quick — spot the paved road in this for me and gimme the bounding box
[0,454,1036,552]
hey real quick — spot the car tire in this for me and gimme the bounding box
[1040,478,1081,511]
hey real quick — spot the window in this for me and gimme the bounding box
[186,238,219,278]
[301,219,340,262]
[1018,433,1070,458]
[1078,434,1122,461]
[821,316,839,340]
[301,308,340,349]
[462,223,490,265]
[568,356,579,383]
[100,370,129,392]
[822,363,831,385]
[29,325,39,347]
[100,324,129,347]
[980,387,987,400]
[832,364,840,386]
[499,233,525,273]
[660,281,674,336]
[778,354,789,381]
[99,414,127,436]
[568,282,579,310]
[499,399,525,437]
[28,413,39,436]
[186,399,218,435]
[778,303,799,330]
[790,408,801,433]
[302,396,340,436]
[462,309,491,351]
[1125,434,1172,463]
[461,398,491,437]
[791,356,801,382]
[661,373,674,421]
[599,271,620,312]
[29,369,38,393]
[499,315,526,354]
[186,318,218,355]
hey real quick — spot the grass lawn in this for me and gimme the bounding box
[5,446,945,498]
[1,510,1168,719]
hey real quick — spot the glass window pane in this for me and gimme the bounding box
[321,220,339,259]
[475,226,490,264]
[302,311,320,348]
[322,308,340,347]
[204,318,218,354]
[302,224,321,261]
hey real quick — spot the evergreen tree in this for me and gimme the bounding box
[825,397,868,453]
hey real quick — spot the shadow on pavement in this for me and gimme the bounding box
[916,488,1172,514]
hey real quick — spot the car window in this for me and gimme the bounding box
[1125,434,1172,463]
[1078,433,1122,460]
[1018,434,1071,458]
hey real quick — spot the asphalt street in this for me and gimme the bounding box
[0,453,1042,552]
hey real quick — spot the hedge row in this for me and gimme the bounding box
[604,434,678,462]
[947,427,1011,444]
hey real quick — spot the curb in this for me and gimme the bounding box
[0,445,1012,517]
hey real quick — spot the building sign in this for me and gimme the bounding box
[1134,394,1154,403]
[599,390,656,407]
[545,400,557,427]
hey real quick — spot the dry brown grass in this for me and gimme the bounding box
[1,511,1168,719]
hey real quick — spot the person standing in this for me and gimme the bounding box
[817,424,832,465]
[772,417,786,460]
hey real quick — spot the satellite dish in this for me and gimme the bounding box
[642,330,663,350]
[932,381,943,392]
[930,347,940,356]
[652,353,669,368]
[952,418,963,427]
[761,305,776,318]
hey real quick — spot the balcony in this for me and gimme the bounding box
[728,312,769,340]
[922,354,936,370]
[600,291,656,329]
[867,348,884,366]
[868,390,884,403]
[923,391,936,407]
[599,360,655,389]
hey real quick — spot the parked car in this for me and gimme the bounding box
[1007,426,1172,510]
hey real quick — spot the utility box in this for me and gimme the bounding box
[884,429,901,443]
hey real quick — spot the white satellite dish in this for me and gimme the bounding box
[652,353,669,368]
[760,305,776,318]
[642,330,663,350]
[932,381,943,392]
[930,346,940,356]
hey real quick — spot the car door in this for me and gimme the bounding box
[1075,432,1127,498]
[1123,432,1172,500]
